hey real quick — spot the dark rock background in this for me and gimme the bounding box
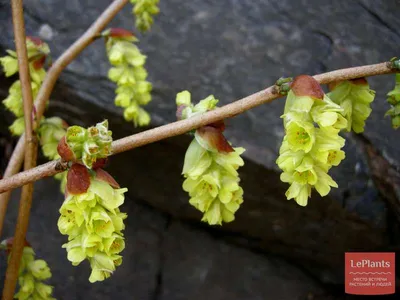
[1,0,400,299]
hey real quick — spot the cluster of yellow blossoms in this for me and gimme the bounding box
[56,120,127,282]
[58,166,127,283]
[0,37,49,135]
[176,91,245,225]
[105,28,152,127]
[130,0,160,32]
[277,75,375,206]
[1,239,55,300]
[385,73,400,129]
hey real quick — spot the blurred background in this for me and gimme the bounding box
[1,0,400,299]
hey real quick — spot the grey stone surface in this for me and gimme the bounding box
[0,0,399,291]
[160,222,324,300]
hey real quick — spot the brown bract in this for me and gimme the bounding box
[66,163,90,195]
[26,36,43,46]
[208,120,226,132]
[92,158,108,170]
[197,126,234,153]
[32,55,46,70]
[350,77,368,86]
[95,168,120,189]
[3,237,30,254]
[57,136,75,162]
[328,81,340,91]
[328,77,368,91]
[176,105,187,120]
[291,75,324,99]
[108,27,134,38]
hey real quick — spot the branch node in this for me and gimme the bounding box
[274,77,293,95]
[55,160,69,172]
[388,57,400,71]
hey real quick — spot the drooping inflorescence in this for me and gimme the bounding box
[0,37,49,135]
[58,164,127,283]
[385,73,400,129]
[1,239,55,300]
[276,75,347,206]
[56,120,128,282]
[130,0,160,32]
[328,78,376,133]
[176,91,246,225]
[104,28,152,127]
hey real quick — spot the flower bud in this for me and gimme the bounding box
[176,90,192,106]
[193,95,219,113]
[28,260,52,280]
[9,117,25,136]
[35,282,54,298]
[0,56,18,76]
[67,125,87,143]
[392,115,400,129]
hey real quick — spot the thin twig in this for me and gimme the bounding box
[0,0,129,236]
[0,137,24,237]
[2,1,37,299]
[0,62,395,194]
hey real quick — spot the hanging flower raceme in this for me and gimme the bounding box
[104,28,152,127]
[57,120,127,282]
[57,120,112,169]
[385,73,400,129]
[130,0,160,32]
[0,37,50,136]
[57,163,128,283]
[276,75,347,206]
[1,238,55,300]
[176,91,246,225]
[38,117,69,193]
[328,78,376,133]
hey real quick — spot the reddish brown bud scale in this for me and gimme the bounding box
[197,126,234,153]
[209,120,226,132]
[92,158,108,170]
[61,120,69,129]
[109,28,134,38]
[32,55,46,70]
[328,81,340,91]
[2,237,30,254]
[329,77,369,91]
[349,77,368,86]
[95,168,120,189]
[57,136,75,162]
[291,75,324,100]
[176,105,186,120]
[66,163,91,195]
[26,36,43,46]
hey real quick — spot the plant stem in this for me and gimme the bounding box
[0,62,396,194]
[0,0,129,238]
[2,1,37,299]
[0,137,24,237]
